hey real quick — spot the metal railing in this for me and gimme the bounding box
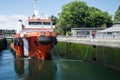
[0,34,13,39]
[57,34,120,40]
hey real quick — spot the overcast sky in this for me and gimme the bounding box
[0,0,120,30]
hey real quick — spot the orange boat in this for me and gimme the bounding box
[11,0,57,59]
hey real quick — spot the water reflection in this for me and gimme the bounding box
[0,50,17,80]
[0,50,120,80]
[14,58,57,80]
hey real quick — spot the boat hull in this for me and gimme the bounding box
[11,35,57,60]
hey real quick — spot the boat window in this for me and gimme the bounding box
[29,22,42,25]
[28,21,51,25]
[43,22,51,25]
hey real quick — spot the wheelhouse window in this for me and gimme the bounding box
[28,21,51,25]
[43,22,51,25]
[29,22,42,25]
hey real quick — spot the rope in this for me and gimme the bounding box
[54,47,62,60]
[81,45,89,61]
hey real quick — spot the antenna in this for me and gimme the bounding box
[33,0,38,17]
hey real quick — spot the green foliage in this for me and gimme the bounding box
[57,1,112,35]
[114,6,120,22]
[54,25,64,35]
[66,31,72,36]
[50,15,58,25]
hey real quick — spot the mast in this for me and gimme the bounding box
[33,0,36,13]
[33,0,38,17]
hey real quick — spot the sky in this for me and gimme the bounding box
[0,0,120,30]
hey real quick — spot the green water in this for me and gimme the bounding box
[0,50,120,80]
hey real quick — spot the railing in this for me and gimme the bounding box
[0,35,13,39]
[95,34,120,39]
[57,34,120,40]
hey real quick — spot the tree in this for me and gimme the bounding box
[50,15,58,25]
[58,1,112,35]
[49,15,62,34]
[88,8,112,27]
[114,6,120,22]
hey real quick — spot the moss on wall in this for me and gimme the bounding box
[52,42,120,71]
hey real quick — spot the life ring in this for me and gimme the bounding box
[44,31,51,37]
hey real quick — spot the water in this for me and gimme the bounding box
[0,50,120,80]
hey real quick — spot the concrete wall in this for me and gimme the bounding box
[52,42,120,71]
[0,38,7,51]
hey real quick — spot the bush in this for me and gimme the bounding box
[66,31,72,36]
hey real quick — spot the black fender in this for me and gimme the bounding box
[37,36,53,44]
[14,38,20,46]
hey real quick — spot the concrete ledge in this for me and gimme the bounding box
[57,37,120,48]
